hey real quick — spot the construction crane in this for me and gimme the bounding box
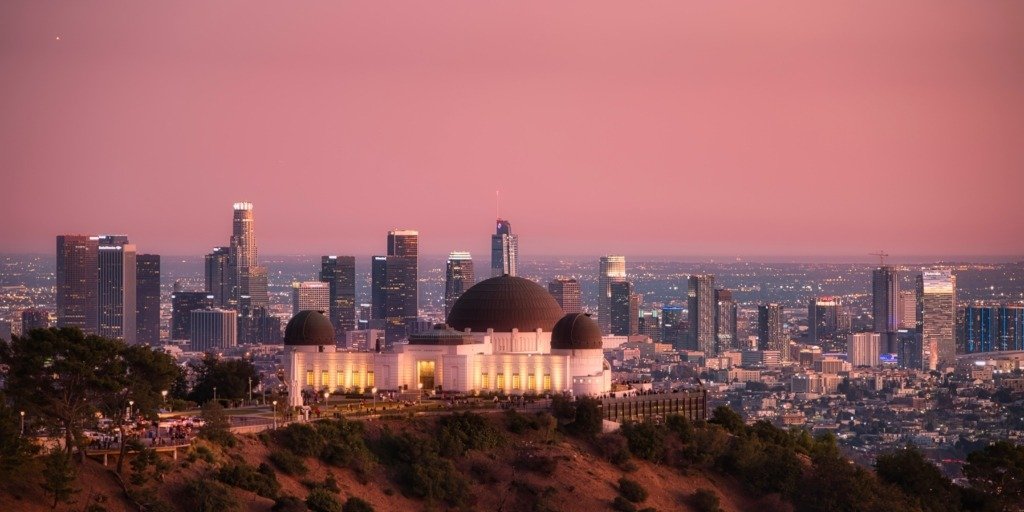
[869,251,890,266]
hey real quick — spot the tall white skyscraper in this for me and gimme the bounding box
[97,235,137,344]
[490,219,519,277]
[917,269,956,371]
[847,332,882,367]
[598,255,627,334]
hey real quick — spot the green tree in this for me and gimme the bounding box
[187,354,259,405]
[198,401,236,447]
[0,393,39,478]
[41,447,79,508]
[709,405,745,434]
[963,441,1024,511]
[306,488,342,512]
[875,445,960,512]
[1,328,123,458]
[184,478,238,512]
[342,496,374,512]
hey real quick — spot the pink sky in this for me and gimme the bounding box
[1,2,1022,258]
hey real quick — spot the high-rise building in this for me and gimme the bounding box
[490,219,519,277]
[444,252,475,318]
[848,332,882,367]
[639,309,662,341]
[873,266,900,333]
[171,291,215,341]
[292,281,330,315]
[598,256,627,334]
[917,270,956,371]
[897,291,917,330]
[97,235,137,344]
[204,246,231,306]
[228,202,269,310]
[21,308,49,333]
[321,256,356,340]
[371,230,419,346]
[998,304,1024,352]
[661,306,685,349]
[190,309,237,352]
[688,275,716,355]
[808,296,851,351]
[548,278,581,314]
[610,281,639,336]
[135,254,161,344]
[758,303,787,360]
[715,289,738,351]
[0,321,10,342]
[56,235,99,333]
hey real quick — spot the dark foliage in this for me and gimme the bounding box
[306,488,342,512]
[270,449,309,476]
[617,477,648,503]
[216,461,281,499]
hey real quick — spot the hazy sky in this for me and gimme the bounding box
[2,2,1022,259]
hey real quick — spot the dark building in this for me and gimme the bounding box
[808,296,851,352]
[204,246,230,306]
[688,274,716,355]
[963,304,1024,353]
[136,254,161,344]
[21,308,49,333]
[999,305,1024,352]
[715,289,738,352]
[548,278,581,314]
[758,303,786,359]
[444,252,475,318]
[96,235,136,343]
[56,235,98,333]
[371,230,419,346]
[237,306,282,344]
[639,310,661,341]
[171,291,214,341]
[661,306,686,349]
[610,281,639,336]
[321,255,357,340]
[873,266,899,333]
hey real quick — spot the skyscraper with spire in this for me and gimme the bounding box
[491,219,519,277]
[598,255,627,334]
[229,202,269,311]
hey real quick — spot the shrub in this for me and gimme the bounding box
[183,478,238,512]
[272,496,308,512]
[270,449,309,476]
[612,496,637,512]
[342,497,374,512]
[690,488,721,512]
[513,453,558,476]
[276,423,325,456]
[306,489,343,512]
[618,477,648,503]
[436,412,504,457]
[370,430,474,506]
[596,433,632,466]
[198,401,236,447]
[216,462,281,498]
[620,421,667,462]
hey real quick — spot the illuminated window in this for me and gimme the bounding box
[481,373,489,389]
[366,371,375,387]
[543,374,551,391]
[528,374,536,390]
[305,370,314,386]
[337,371,344,387]
[353,370,361,387]
[512,373,521,389]
[496,373,505,390]
[321,370,329,387]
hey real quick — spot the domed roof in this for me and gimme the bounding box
[551,313,603,350]
[408,324,478,346]
[284,310,335,346]
[446,275,565,333]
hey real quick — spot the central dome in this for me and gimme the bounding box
[284,310,335,346]
[446,275,565,333]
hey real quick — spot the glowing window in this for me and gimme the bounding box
[366,371,375,387]
[321,370,329,387]
[481,373,489,389]
[512,373,521,389]
[305,370,314,386]
[496,373,505,390]
[528,374,536,390]
[543,374,551,391]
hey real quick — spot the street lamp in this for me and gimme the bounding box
[213,387,217,403]
[19,411,24,437]
[371,387,378,411]
[161,390,169,412]
[323,390,330,406]
[272,400,278,429]
[128,400,134,421]
[248,378,253,405]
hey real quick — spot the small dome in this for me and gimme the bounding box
[446,275,565,333]
[551,313,603,350]
[284,310,334,346]
[408,324,477,346]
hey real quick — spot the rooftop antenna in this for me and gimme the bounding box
[869,251,890,266]
[495,190,500,220]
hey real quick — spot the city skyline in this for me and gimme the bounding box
[2,3,1023,257]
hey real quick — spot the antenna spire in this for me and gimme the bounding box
[496,190,500,220]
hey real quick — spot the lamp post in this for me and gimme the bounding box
[371,387,378,411]
[248,378,253,405]
[19,411,24,437]
[213,386,217,403]
[161,390,168,412]
[272,400,278,429]
[323,390,329,405]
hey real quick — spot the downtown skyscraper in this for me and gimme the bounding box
[808,296,851,352]
[229,202,269,312]
[372,230,419,346]
[715,288,738,351]
[758,303,787,360]
[96,235,137,344]
[610,280,638,336]
[321,255,356,340]
[873,265,900,352]
[56,235,98,333]
[204,246,231,306]
[491,219,519,277]
[688,274,716,355]
[548,278,581,314]
[598,255,627,334]
[444,252,475,318]
[135,254,161,344]
[917,270,957,370]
